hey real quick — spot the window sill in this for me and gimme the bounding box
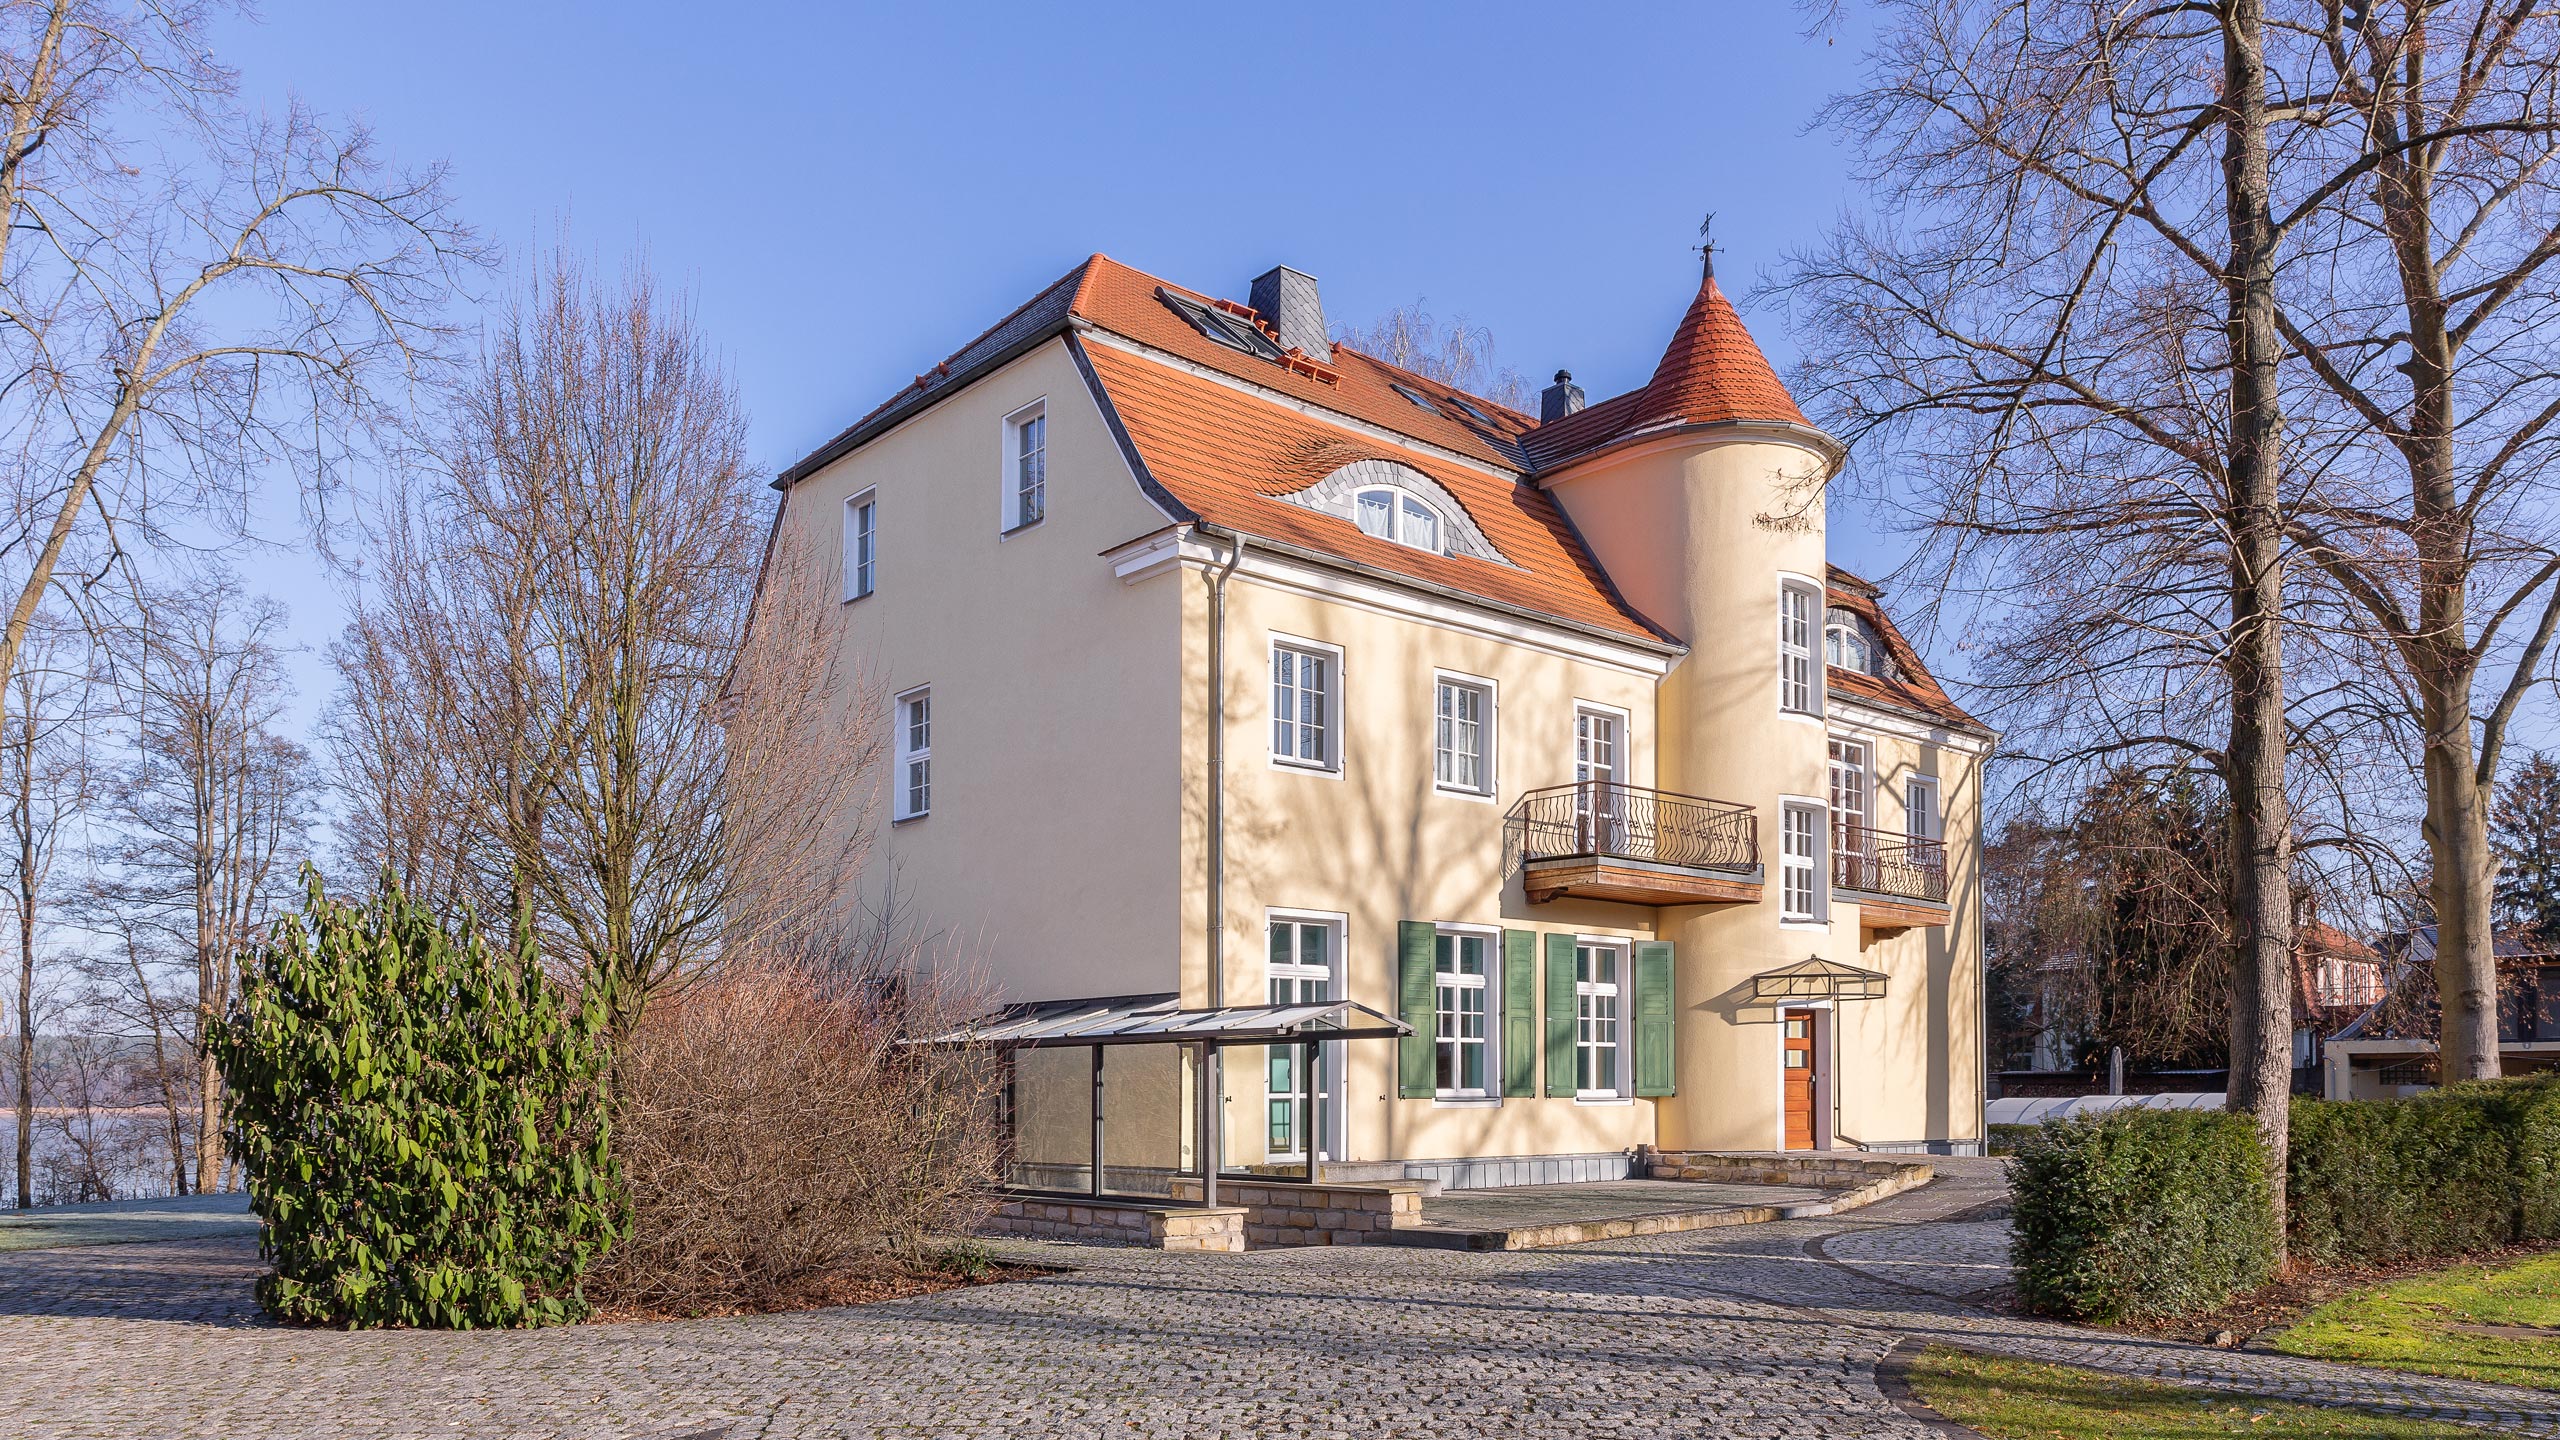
[1574,1095,1635,1107]
[1781,708,1826,727]
[842,590,875,606]
[1432,1095,1502,1108]
[1271,756,1342,779]
[1000,516,1045,538]
[1432,783,1499,805]
[892,812,930,826]
[1778,917,1828,931]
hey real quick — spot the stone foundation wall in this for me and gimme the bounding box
[1165,1178,1425,1247]
[1639,1148,1934,1214]
[980,1197,1246,1252]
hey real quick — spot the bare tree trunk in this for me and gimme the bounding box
[2219,0,2293,1245]
[12,709,30,1210]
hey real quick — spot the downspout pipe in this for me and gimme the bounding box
[1199,527,1244,1206]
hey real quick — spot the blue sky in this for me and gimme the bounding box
[213,1,1891,730]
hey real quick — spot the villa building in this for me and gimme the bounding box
[766,251,1994,1195]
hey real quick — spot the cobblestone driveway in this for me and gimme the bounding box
[6,1162,2557,1439]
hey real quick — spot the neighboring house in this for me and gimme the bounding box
[764,252,1995,1193]
[2323,925,2560,1098]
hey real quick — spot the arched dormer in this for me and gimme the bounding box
[1275,458,1510,565]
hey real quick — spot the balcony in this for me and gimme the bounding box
[1832,822,1951,934]
[1507,782,1762,907]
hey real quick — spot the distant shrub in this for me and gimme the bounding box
[2289,1075,2560,1265]
[583,958,1006,1314]
[1986,1123,2040,1157]
[214,870,621,1328]
[2010,1108,2277,1322]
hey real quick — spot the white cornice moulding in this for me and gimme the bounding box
[1535,422,1840,487]
[1100,527,1675,679]
[1826,692,1997,755]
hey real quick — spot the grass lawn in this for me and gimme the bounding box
[2272,1252,2560,1390]
[1904,1346,2490,1439]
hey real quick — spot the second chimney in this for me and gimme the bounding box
[1249,265,1330,360]
[1541,369,1586,423]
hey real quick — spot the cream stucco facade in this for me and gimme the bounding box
[770,257,1993,1189]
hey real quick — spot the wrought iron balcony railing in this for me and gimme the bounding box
[1831,822,1950,906]
[1506,782,1759,874]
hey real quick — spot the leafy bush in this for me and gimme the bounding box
[583,959,1006,1314]
[2289,1075,2560,1265]
[2010,1108,2277,1322]
[213,871,621,1328]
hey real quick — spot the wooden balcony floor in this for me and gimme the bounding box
[1523,857,1763,907]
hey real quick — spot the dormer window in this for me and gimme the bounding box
[1354,486,1444,554]
[1824,608,1895,679]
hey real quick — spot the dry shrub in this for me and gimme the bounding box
[587,959,1005,1312]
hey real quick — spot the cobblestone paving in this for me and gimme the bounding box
[3,1159,2556,1439]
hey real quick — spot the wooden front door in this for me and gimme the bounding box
[1783,1009,1818,1150]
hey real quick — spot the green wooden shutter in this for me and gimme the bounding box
[1502,930,1536,1097]
[1397,921,1437,1098]
[1544,932,1577,1097]
[1634,940,1677,1097]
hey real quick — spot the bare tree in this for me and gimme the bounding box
[1335,301,1533,411]
[0,610,91,1206]
[2269,2,2560,1083]
[0,0,476,756]
[88,570,312,1192]
[328,252,878,1030]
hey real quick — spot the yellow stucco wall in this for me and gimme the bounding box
[773,340,1186,1002]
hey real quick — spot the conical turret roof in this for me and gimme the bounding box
[1626,262,1806,430]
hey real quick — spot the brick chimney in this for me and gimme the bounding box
[1248,265,1330,360]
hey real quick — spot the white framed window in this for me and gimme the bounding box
[843,490,876,601]
[1574,703,1627,850]
[1433,928,1497,1098]
[1780,800,1823,921]
[894,688,932,821]
[1265,911,1342,1161]
[1003,401,1046,532]
[1575,941,1625,1097]
[1353,486,1446,554]
[1906,775,1942,843]
[1433,672,1494,796]
[1780,579,1822,716]
[1270,638,1340,773]
[1828,739,1871,840]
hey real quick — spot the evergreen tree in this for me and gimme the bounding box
[2491,751,2560,943]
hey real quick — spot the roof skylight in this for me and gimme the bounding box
[1390,383,1441,415]
[1445,395,1492,424]
[1160,289,1284,360]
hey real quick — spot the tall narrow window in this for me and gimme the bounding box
[1435,676,1492,795]
[1434,930,1493,1096]
[1271,643,1335,770]
[1780,581,1820,715]
[1906,777,1942,843]
[1004,403,1045,531]
[894,689,932,820]
[1828,740,1870,842]
[844,492,876,601]
[1576,943,1623,1096]
[1576,708,1621,850]
[1781,802,1822,920]
[1266,917,1335,1160]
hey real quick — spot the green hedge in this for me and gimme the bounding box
[213,870,623,1328]
[2010,1109,2277,1322]
[2288,1075,2560,1266]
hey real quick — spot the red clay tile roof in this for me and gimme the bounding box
[1065,257,1538,472]
[1823,567,1985,732]
[1078,341,1663,643]
[1523,266,1814,471]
